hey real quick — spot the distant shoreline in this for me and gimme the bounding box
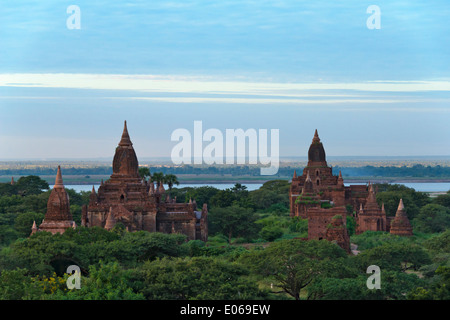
[2,175,450,185]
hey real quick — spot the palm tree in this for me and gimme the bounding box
[164,174,179,194]
[151,172,165,188]
[138,167,151,181]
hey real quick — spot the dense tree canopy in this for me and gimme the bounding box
[0,176,448,301]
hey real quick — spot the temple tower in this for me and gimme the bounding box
[355,183,386,234]
[37,166,76,234]
[390,199,413,236]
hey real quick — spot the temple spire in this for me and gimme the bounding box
[305,171,311,183]
[397,199,405,212]
[312,129,320,143]
[31,220,37,235]
[293,170,297,179]
[105,207,116,230]
[54,166,64,188]
[118,120,133,146]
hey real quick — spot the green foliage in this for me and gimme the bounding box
[136,256,267,300]
[433,191,450,209]
[351,231,409,250]
[208,205,261,243]
[412,203,450,233]
[422,229,450,253]
[14,212,44,238]
[182,186,219,207]
[164,174,179,191]
[238,239,348,300]
[408,266,450,300]
[15,175,50,196]
[346,215,356,236]
[0,175,448,300]
[50,261,144,300]
[353,242,431,273]
[138,167,151,180]
[0,227,188,276]
[259,225,284,242]
[287,216,308,234]
[0,268,42,300]
[249,180,289,210]
[375,183,431,220]
[308,271,424,300]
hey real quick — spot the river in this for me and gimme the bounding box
[54,182,450,193]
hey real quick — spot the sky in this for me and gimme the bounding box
[0,0,449,161]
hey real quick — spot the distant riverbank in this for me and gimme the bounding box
[3,174,450,185]
[50,181,450,195]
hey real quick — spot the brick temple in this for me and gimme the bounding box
[289,130,413,252]
[32,166,76,235]
[33,121,208,241]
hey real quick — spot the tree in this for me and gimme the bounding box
[413,203,450,233]
[209,189,237,208]
[14,211,45,238]
[408,266,450,300]
[50,261,144,300]
[259,225,283,242]
[151,172,165,187]
[375,184,431,220]
[138,167,151,181]
[0,268,42,300]
[354,242,431,273]
[164,174,179,194]
[208,205,260,243]
[238,239,349,300]
[433,190,450,209]
[136,256,267,300]
[184,186,219,207]
[308,270,424,300]
[249,180,289,210]
[15,175,49,196]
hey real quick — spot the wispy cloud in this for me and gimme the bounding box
[1,73,450,108]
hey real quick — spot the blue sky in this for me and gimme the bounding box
[0,0,449,160]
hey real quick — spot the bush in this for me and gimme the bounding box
[260,226,284,242]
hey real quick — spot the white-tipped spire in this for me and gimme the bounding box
[397,198,404,211]
[306,171,312,182]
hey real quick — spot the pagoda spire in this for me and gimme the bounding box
[312,129,321,143]
[390,198,413,236]
[31,220,38,235]
[306,171,312,182]
[54,166,64,188]
[397,199,405,212]
[293,170,297,179]
[337,170,344,186]
[105,207,116,230]
[118,120,133,146]
[89,185,98,204]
